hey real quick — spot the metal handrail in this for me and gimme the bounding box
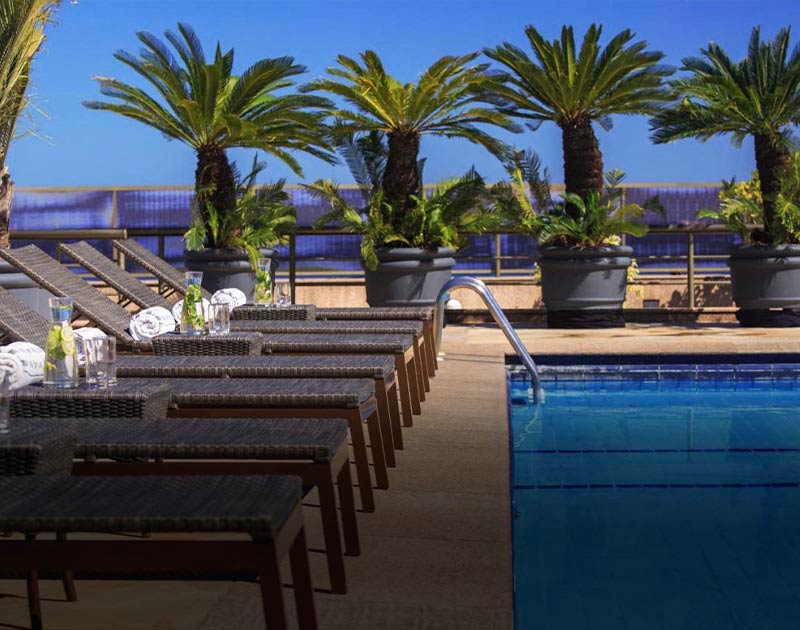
[435,276,542,397]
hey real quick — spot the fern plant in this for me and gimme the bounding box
[490,151,660,247]
[185,155,296,269]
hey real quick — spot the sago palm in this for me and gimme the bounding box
[484,24,673,206]
[650,26,800,242]
[84,22,334,248]
[302,50,519,228]
[0,0,63,247]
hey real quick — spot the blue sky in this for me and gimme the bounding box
[8,0,799,187]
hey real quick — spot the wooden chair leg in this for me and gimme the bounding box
[257,542,289,630]
[394,355,414,427]
[406,355,422,415]
[345,411,375,512]
[415,337,431,394]
[366,411,388,490]
[57,532,78,602]
[336,461,360,556]
[423,322,437,375]
[316,479,347,594]
[375,388,396,468]
[25,533,43,630]
[412,337,428,399]
[380,379,403,451]
[289,527,318,630]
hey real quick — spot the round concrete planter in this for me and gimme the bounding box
[364,247,456,307]
[728,245,800,326]
[537,245,633,328]
[184,248,277,302]
[0,259,52,316]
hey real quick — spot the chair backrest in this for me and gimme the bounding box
[113,239,213,300]
[0,245,147,350]
[0,285,49,348]
[59,241,173,311]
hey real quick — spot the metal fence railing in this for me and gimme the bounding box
[10,223,738,310]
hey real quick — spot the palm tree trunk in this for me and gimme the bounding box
[754,133,791,244]
[382,131,420,230]
[195,144,236,247]
[560,115,603,213]
[0,169,13,249]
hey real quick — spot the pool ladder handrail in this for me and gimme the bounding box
[434,276,542,394]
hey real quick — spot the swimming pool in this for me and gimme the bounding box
[508,358,800,630]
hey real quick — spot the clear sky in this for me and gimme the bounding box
[8,0,799,187]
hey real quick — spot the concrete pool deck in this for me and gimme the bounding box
[3,323,800,629]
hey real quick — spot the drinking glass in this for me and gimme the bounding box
[0,370,9,434]
[208,303,231,335]
[84,336,114,389]
[275,280,291,307]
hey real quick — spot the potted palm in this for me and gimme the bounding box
[305,132,496,305]
[84,23,333,298]
[0,0,65,312]
[491,151,658,326]
[301,51,518,306]
[483,24,673,325]
[651,26,800,326]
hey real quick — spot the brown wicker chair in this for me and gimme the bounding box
[1,422,317,630]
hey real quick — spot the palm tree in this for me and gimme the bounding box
[483,24,673,207]
[650,26,800,242]
[0,0,63,248]
[302,50,519,228]
[84,22,334,247]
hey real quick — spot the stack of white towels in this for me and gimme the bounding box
[0,342,45,389]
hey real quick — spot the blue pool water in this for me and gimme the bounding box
[508,367,800,630]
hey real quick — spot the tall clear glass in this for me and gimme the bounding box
[85,336,116,389]
[275,280,291,307]
[254,257,273,305]
[43,297,79,389]
[181,271,206,335]
[208,303,230,335]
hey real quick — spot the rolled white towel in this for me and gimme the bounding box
[172,298,211,325]
[73,328,106,366]
[129,306,176,341]
[211,288,247,309]
[0,342,45,389]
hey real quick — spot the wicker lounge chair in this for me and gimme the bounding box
[0,424,317,630]
[113,237,214,300]
[0,476,315,630]
[112,239,439,376]
[262,333,424,420]
[58,241,431,397]
[14,415,357,595]
[12,378,385,513]
[0,248,424,420]
[232,319,432,397]
[0,245,153,352]
[0,288,405,461]
[317,306,438,376]
[58,241,174,311]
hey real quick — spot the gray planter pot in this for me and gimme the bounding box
[537,245,633,328]
[0,259,52,316]
[728,245,800,326]
[364,247,456,307]
[183,248,263,302]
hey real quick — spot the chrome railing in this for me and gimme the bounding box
[435,276,542,397]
